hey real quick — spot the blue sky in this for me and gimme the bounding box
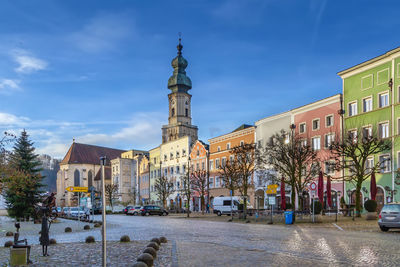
[1,0,400,158]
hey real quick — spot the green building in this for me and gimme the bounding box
[338,47,400,210]
[149,146,161,204]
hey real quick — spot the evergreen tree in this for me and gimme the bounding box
[3,130,44,219]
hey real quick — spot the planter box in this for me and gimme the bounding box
[366,212,377,220]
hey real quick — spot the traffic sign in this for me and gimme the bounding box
[268,196,276,205]
[266,184,279,195]
[309,182,317,191]
[66,186,88,193]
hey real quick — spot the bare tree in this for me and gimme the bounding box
[330,128,391,216]
[105,184,119,211]
[218,159,239,196]
[261,130,319,210]
[181,168,192,218]
[154,175,173,209]
[230,143,257,220]
[190,170,208,214]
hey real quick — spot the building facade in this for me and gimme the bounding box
[208,125,256,208]
[56,142,125,207]
[189,140,209,211]
[255,111,292,209]
[292,94,343,210]
[338,47,400,209]
[110,157,138,204]
[149,146,161,204]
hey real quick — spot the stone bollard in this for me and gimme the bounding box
[143,247,157,258]
[150,238,160,245]
[137,253,154,267]
[146,242,159,251]
[132,261,148,267]
[159,236,167,243]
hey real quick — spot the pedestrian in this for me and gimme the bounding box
[39,216,50,256]
[206,203,210,213]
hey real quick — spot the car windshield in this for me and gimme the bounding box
[382,205,400,212]
[135,206,141,209]
[70,207,79,211]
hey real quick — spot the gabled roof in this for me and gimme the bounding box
[94,166,111,181]
[232,124,253,133]
[60,142,126,166]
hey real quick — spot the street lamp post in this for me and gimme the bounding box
[100,156,107,267]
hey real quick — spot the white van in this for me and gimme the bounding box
[213,197,240,216]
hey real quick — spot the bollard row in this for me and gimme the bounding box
[133,236,168,267]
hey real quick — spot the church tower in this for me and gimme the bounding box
[162,39,198,144]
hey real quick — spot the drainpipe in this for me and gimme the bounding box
[391,58,395,200]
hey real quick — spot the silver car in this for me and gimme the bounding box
[378,203,400,231]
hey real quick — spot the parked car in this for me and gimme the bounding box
[70,207,85,217]
[140,205,168,216]
[127,206,142,216]
[62,207,71,216]
[123,205,134,214]
[378,203,400,231]
[213,197,240,216]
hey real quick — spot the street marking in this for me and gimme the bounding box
[332,223,344,231]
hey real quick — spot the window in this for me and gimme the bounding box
[164,154,167,161]
[362,126,372,140]
[379,122,389,139]
[209,177,214,188]
[182,149,186,157]
[196,163,199,171]
[196,150,200,156]
[215,159,220,168]
[170,153,174,160]
[348,161,356,174]
[379,155,391,173]
[312,119,320,130]
[348,130,357,143]
[202,162,205,170]
[171,108,175,116]
[185,108,188,117]
[222,158,226,167]
[348,102,357,116]
[325,161,335,174]
[217,146,221,152]
[257,140,263,148]
[226,143,230,150]
[326,115,334,127]
[378,92,389,108]
[176,166,180,174]
[300,139,307,147]
[312,137,321,150]
[229,155,234,163]
[299,123,306,133]
[215,177,220,187]
[170,167,174,175]
[366,157,374,174]
[325,133,334,148]
[240,141,244,146]
[209,160,213,170]
[183,164,186,174]
[363,97,372,112]
[176,151,180,158]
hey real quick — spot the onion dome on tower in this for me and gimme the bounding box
[167,38,192,93]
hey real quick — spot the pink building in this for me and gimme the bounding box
[292,94,343,210]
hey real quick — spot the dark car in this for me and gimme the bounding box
[140,205,168,216]
[123,205,134,215]
[378,203,400,231]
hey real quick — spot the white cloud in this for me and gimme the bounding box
[14,54,48,74]
[0,79,20,94]
[0,112,29,126]
[70,13,135,53]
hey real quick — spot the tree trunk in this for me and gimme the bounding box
[355,183,362,217]
[201,195,205,215]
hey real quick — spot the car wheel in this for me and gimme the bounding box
[380,226,389,232]
[217,211,222,216]
[133,212,137,216]
[145,212,150,216]
[163,212,167,216]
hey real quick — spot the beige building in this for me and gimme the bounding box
[160,135,193,208]
[110,157,137,204]
[149,146,161,204]
[56,142,125,207]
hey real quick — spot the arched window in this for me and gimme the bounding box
[74,169,80,186]
[171,108,175,116]
[185,108,188,117]
[88,170,93,188]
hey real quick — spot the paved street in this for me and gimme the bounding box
[2,215,400,266]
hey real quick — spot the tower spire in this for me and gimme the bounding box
[177,32,182,55]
